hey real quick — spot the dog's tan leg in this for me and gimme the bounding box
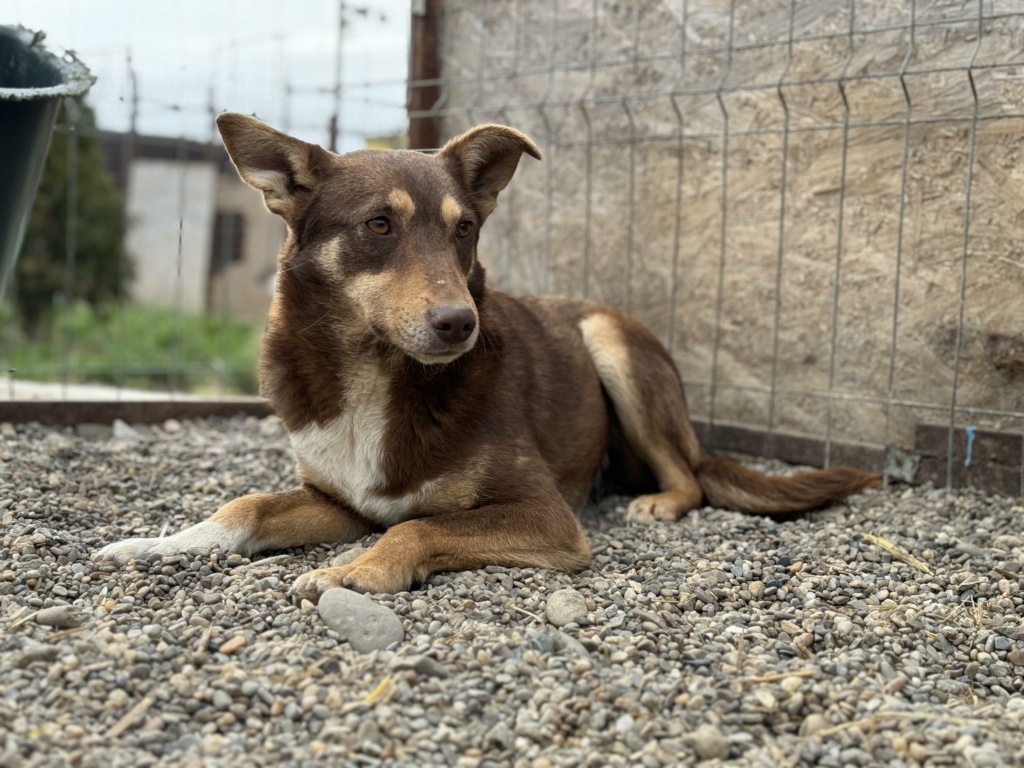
[291,495,591,598]
[96,486,373,564]
[580,311,705,524]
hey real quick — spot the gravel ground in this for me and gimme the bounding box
[1,416,1023,767]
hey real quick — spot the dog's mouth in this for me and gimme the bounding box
[406,333,478,366]
[369,304,480,366]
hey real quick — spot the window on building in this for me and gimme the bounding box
[211,211,245,273]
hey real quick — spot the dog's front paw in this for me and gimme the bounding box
[291,567,349,603]
[95,536,182,564]
[292,561,412,603]
[94,521,245,565]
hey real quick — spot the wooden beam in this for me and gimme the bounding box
[409,0,443,150]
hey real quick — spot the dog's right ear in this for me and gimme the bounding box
[216,113,331,221]
[437,124,541,223]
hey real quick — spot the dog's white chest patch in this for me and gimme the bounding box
[289,366,428,526]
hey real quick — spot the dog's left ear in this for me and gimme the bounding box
[437,124,541,222]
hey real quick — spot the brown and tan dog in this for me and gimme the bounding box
[97,114,878,599]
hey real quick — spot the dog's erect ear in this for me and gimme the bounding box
[437,124,541,222]
[216,113,331,221]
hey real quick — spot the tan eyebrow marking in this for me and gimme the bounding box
[387,188,415,219]
[440,195,462,229]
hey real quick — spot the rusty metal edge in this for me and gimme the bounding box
[692,419,884,474]
[0,400,273,425]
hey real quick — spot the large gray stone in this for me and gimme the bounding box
[544,588,587,627]
[317,588,405,652]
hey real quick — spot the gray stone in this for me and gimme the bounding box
[112,419,140,440]
[964,747,1003,768]
[485,721,512,749]
[552,630,591,659]
[14,642,60,668]
[77,423,112,440]
[389,654,449,678]
[34,604,87,628]
[688,724,729,760]
[544,588,587,627]
[800,713,830,737]
[317,588,405,652]
[331,547,368,567]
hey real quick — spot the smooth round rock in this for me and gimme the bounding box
[544,588,587,627]
[317,588,405,652]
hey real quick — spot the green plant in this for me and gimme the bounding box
[8,302,260,394]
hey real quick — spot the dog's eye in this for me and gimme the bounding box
[456,220,475,239]
[366,217,391,235]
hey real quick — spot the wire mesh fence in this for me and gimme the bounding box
[408,0,1024,494]
[3,0,1023,493]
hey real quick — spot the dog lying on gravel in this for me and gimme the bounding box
[96,114,878,599]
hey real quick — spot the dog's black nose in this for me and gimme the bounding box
[429,306,477,345]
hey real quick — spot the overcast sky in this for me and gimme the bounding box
[7,0,411,150]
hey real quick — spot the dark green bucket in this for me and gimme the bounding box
[0,25,94,301]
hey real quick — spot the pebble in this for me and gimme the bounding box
[389,654,449,679]
[544,587,587,627]
[689,724,729,760]
[331,547,368,567]
[800,713,830,736]
[34,604,87,628]
[551,630,590,659]
[13,642,60,668]
[112,419,140,440]
[217,635,246,655]
[317,588,405,652]
[77,423,112,440]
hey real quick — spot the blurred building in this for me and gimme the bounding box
[100,131,284,323]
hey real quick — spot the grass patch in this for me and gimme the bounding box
[4,302,260,395]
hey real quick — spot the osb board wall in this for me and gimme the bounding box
[435,0,1024,455]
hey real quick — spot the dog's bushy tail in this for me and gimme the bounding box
[696,455,879,515]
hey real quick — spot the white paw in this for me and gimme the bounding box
[95,536,178,564]
[94,521,248,564]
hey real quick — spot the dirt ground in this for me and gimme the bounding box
[436,0,1024,452]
